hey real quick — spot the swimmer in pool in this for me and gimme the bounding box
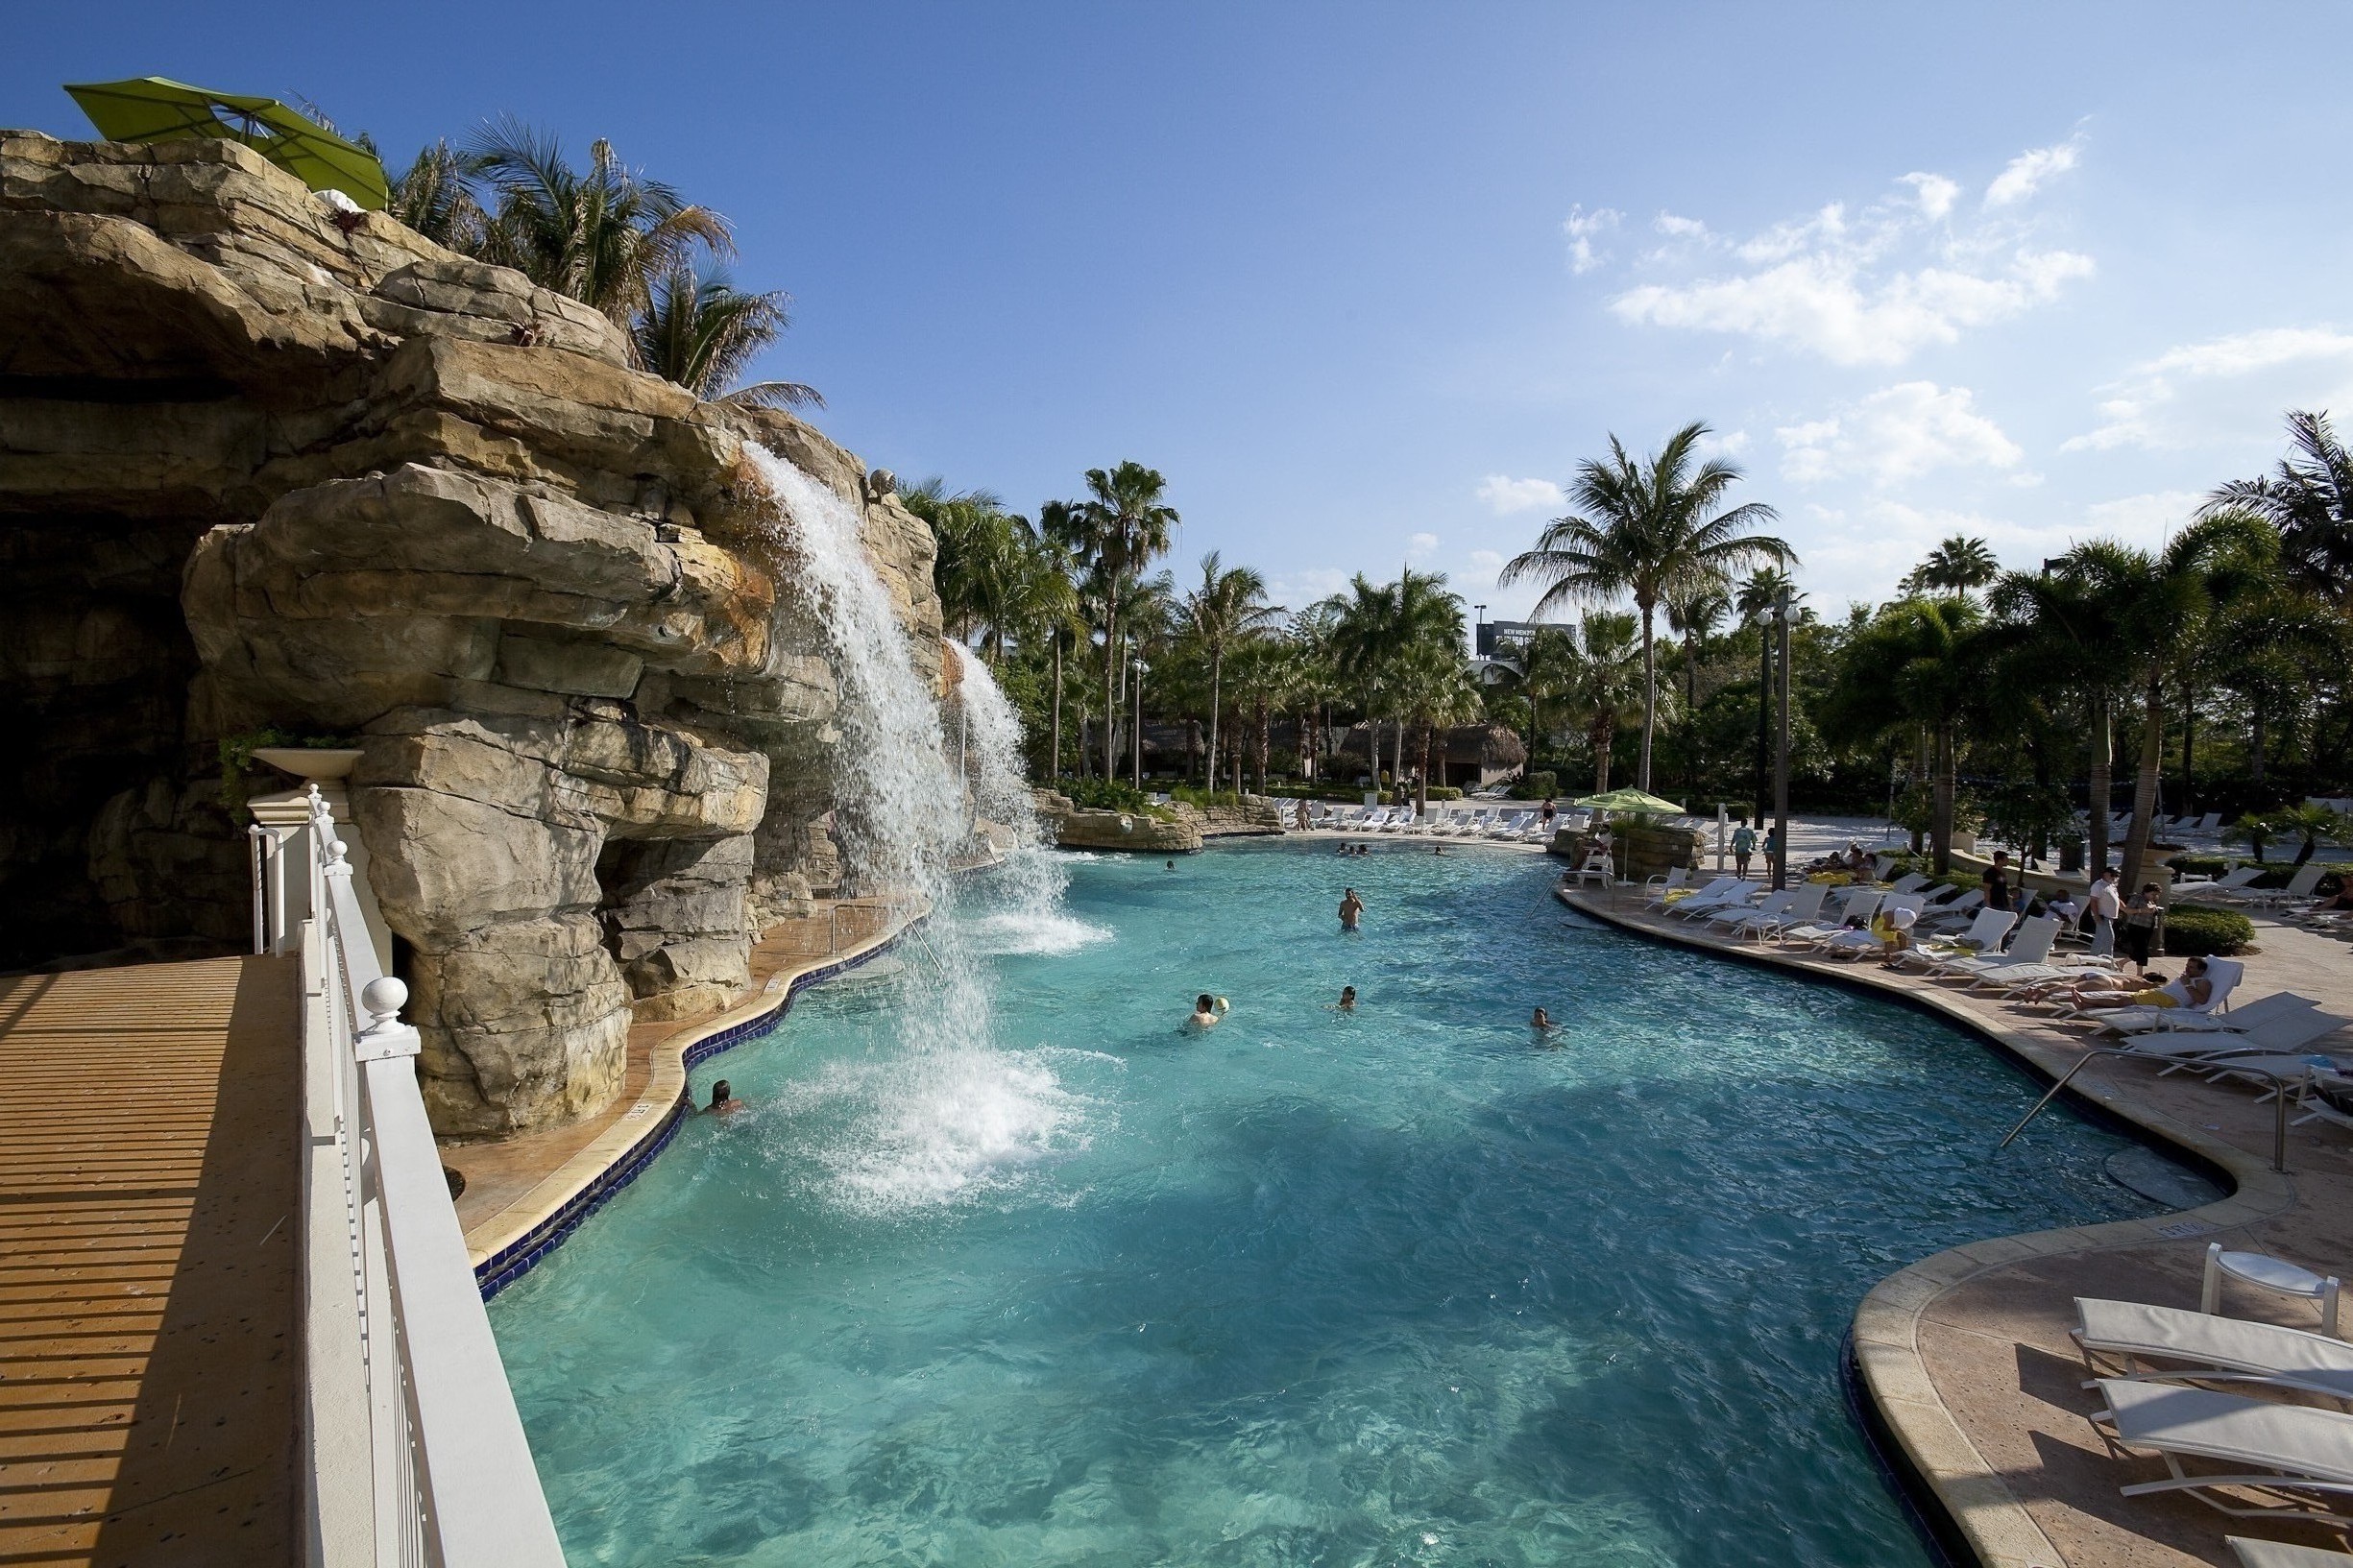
[1185,993,1229,1031]
[1530,1007,1555,1031]
[705,1079,745,1116]
[1339,888,1365,930]
[1335,985,1357,1011]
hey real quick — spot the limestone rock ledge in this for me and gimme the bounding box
[0,132,942,1136]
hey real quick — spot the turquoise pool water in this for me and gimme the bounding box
[492,840,2175,1566]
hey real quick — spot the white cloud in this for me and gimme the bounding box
[1474,473,1565,514]
[2082,491,2201,544]
[1985,136,2083,207]
[1267,567,1350,609]
[1696,427,1751,458]
[1406,531,1439,559]
[2063,327,2353,452]
[1901,172,1960,221]
[1777,382,2025,486]
[1467,548,1505,573]
[1562,205,1621,274]
[1601,149,2095,366]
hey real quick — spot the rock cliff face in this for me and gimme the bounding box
[0,133,942,1135]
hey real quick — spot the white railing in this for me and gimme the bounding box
[288,785,568,1567]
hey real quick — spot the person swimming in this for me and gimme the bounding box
[1338,888,1365,930]
[1530,1007,1555,1031]
[705,1078,744,1116]
[1185,993,1230,1030]
[1335,985,1357,1011]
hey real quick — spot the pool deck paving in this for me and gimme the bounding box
[1559,875,2353,1568]
[0,955,300,1568]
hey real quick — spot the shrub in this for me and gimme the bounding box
[1423,784,1464,802]
[2163,903,2255,956]
[1512,770,1558,801]
[2168,853,2231,880]
[1061,777,1151,813]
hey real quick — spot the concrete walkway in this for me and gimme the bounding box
[0,956,299,1568]
[1561,881,2353,1567]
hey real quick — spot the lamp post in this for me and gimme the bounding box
[1754,605,1773,829]
[1773,588,1792,892]
[1132,659,1148,791]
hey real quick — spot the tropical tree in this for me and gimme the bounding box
[1182,551,1281,787]
[467,117,732,331]
[1818,598,1985,872]
[1901,535,2000,599]
[1500,421,1792,791]
[2202,410,2353,604]
[1328,568,1465,790]
[1986,565,2131,877]
[386,140,484,251]
[1497,624,1578,765]
[1556,613,1647,794]
[1392,638,1483,813]
[2046,513,2271,889]
[632,261,822,407]
[1054,463,1179,780]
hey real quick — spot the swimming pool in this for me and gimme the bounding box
[491,839,2179,1565]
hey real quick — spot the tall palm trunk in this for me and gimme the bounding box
[2250,695,2268,785]
[1415,720,1433,815]
[1930,721,1955,874]
[1049,631,1063,780]
[2086,691,2113,876]
[1255,695,1271,794]
[1589,717,1614,793]
[1637,600,1659,791]
[1102,603,1120,782]
[1206,648,1224,786]
[2121,675,2165,891]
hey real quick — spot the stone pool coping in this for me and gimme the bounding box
[1553,884,2307,1568]
[459,907,917,1298]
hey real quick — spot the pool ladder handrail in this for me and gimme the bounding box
[1998,1046,2294,1175]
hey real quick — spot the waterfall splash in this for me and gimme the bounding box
[958,655,1107,956]
[747,448,1086,1214]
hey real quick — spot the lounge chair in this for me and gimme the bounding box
[2137,1010,2353,1075]
[1727,881,1830,939]
[1644,865,1691,898]
[2074,1297,2353,1406]
[1780,886,1881,946]
[1704,888,1794,931]
[1917,888,1988,931]
[1893,906,2018,970]
[2080,961,2253,1032]
[2092,1378,2353,1526]
[1487,810,1532,839]
[1815,892,1928,957]
[1886,872,1930,895]
[2207,865,2326,907]
[1872,854,1899,880]
[1651,874,1736,912]
[1672,880,1762,921]
[2292,1069,2353,1134]
[2227,1536,2353,1568]
[2178,866,2266,895]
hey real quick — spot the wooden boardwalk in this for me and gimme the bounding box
[0,956,299,1568]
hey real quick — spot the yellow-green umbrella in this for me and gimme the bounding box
[64,76,389,209]
[1573,788,1686,816]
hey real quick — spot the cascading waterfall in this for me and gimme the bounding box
[748,448,1087,1213]
[958,655,1107,956]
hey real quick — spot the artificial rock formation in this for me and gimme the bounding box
[0,132,942,1135]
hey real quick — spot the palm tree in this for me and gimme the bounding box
[1555,613,1647,794]
[2202,410,2353,604]
[1500,422,1792,791]
[386,140,484,251]
[1329,569,1465,791]
[2050,513,2271,889]
[906,479,1021,643]
[1901,535,2000,599]
[1182,551,1280,786]
[1393,639,1482,813]
[1819,598,1986,872]
[1055,463,1179,780]
[1499,624,1578,766]
[468,117,732,331]
[1987,566,2131,876]
[632,261,822,408]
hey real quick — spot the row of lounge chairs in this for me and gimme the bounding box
[1305,803,1556,842]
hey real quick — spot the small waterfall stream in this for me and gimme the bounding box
[958,655,1106,956]
[748,448,1087,1214]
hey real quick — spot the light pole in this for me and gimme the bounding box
[1773,588,1792,892]
[1131,659,1149,791]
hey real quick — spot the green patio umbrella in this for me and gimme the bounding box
[64,76,389,209]
[1573,788,1686,816]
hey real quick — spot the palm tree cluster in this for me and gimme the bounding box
[383,121,818,408]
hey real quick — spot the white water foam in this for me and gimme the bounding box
[749,448,1080,1213]
[957,652,1070,927]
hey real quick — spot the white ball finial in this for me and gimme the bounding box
[361,976,408,1027]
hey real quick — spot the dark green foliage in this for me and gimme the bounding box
[2162,903,2255,955]
[1060,777,1152,813]
[1512,770,1558,800]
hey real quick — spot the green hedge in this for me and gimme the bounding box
[1060,777,1152,813]
[1511,771,1558,801]
[2164,903,2255,956]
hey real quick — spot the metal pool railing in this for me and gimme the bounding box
[1998,1045,2293,1174]
[289,785,566,1566]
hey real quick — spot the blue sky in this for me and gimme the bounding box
[10,3,2350,616]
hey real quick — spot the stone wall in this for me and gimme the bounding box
[0,133,941,1135]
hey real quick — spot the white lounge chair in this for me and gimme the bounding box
[1650,873,1734,912]
[1780,887,1881,946]
[1894,907,2017,970]
[1672,880,1762,921]
[2139,1010,2353,1075]
[2178,866,2265,894]
[1704,888,1794,931]
[2092,1378,2353,1526]
[1886,872,1930,895]
[1644,865,1692,898]
[2227,1535,2353,1568]
[1727,881,1830,939]
[2208,865,2326,907]
[1916,888,1987,931]
[2074,1297,2353,1405]
[2082,961,2253,1032]
[1487,810,1532,839]
[1813,892,1928,957]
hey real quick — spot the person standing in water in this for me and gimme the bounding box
[1185,994,1229,1030]
[1339,888,1365,931]
[1530,1007,1556,1031]
[1335,986,1357,1011]
[705,1079,745,1116]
